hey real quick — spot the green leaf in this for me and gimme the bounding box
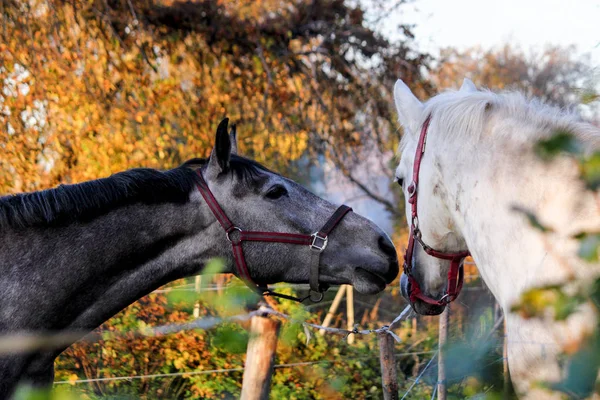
[212,325,248,354]
[511,206,553,232]
[579,152,600,190]
[204,257,226,275]
[551,332,600,398]
[554,293,584,321]
[280,321,303,346]
[166,289,197,307]
[581,90,599,105]
[252,55,263,74]
[534,131,582,161]
[574,232,600,262]
[589,278,600,310]
[12,386,52,400]
[219,283,260,313]
[511,285,584,321]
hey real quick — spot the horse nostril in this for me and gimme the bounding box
[378,236,397,259]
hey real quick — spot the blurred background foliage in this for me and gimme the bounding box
[1,0,598,399]
[0,0,429,196]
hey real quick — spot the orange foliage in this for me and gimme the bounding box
[0,0,428,195]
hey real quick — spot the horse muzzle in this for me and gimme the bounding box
[400,273,446,315]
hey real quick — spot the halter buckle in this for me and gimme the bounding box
[310,232,328,252]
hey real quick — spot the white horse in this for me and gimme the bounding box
[393,77,600,399]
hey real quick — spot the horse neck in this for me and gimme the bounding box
[442,126,600,310]
[1,197,228,332]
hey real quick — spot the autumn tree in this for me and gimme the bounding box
[0,0,429,217]
[432,44,595,109]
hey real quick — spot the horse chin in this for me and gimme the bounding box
[351,267,388,294]
[411,300,446,316]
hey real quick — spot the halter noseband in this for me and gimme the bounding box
[403,115,470,306]
[195,170,352,303]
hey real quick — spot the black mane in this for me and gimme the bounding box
[0,155,269,229]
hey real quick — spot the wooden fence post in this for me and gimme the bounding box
[437,306,449,400]
[240,308,281,400]
[346,285,355,344]
[378,331,399,400]
[319,285,347,335]
[193,275,202,318]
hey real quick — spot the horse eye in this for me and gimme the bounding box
[396,178,404,188]
[265,185,288,200]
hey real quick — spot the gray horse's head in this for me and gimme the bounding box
[191,119,399,294]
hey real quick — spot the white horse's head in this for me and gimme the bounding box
[394,78,475,315]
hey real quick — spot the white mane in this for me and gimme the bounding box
[402,89,600,151]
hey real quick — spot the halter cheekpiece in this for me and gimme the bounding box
[195,170,352,303]
[403,114,470,306]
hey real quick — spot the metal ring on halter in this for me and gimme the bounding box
[412,215,419,229]
[309,290,325,303]
[226,227,243,245]
[407,182,417,196]
[438,293,450,304]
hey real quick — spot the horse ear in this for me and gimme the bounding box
[229,124,238,155]
[208,118,231,175]
[460,78,477,93]
[394,79,424,134]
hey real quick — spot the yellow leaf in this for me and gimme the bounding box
[68,373,79,385]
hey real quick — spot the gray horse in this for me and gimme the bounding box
[0,118,398,398]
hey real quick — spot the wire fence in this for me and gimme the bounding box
[22,297,514,399]
[54,350,438,385]
[0,302,415,356]
[43,303,424,392]
[1,276,515,398]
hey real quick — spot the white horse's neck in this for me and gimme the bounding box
[439,111,600,309]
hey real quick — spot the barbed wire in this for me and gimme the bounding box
[430,384,437,400]
[0,312,259,355]
[401,351,438,400]
[154,282,333,294]
[0,304,414,355]
[0,300,554,357]
[153,274,488,301]
[257,304,413,343]
[157,276,485,293]
[54,350,438,385]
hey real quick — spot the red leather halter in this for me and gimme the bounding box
[403,115,470,306]
[195,170,352,303]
